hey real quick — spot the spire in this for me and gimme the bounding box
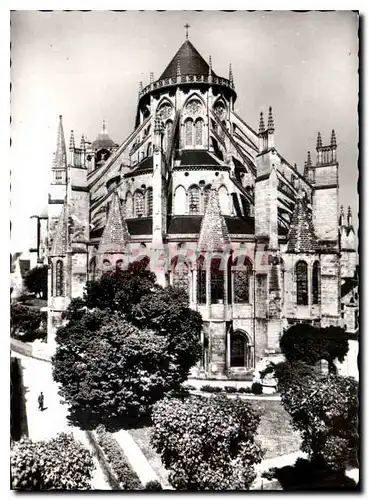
[307,151,312,168]
[80,134,85,149]
[229,63,233,85]
[287,192,318,253]
[208,55,212,76]
[101,120,107,134]
[69,130,75,150]
[339,205,345,226]
[259,112,265,134]
[316,132,322,150]
[53,115,67,170]
[150,72,154,83]
[303,160,308,179]
[330,129,337,148]
[267,106,274,130]
[138,81,143,97]
[347,205,353,227]
[98,190,130,254]
[50,201,69,256]
[293,163,298,171]
[198,181,230,252]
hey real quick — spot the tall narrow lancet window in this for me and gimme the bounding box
[231,332,248,368]
[188,185,200,214]
[55,260,64,297]
[203,185,211,211]
[296,260,308,305]
[172,258,190,296]
[211,257,225,304]
[134,191,144,217]
[185,119,193,147]
[89,257,96,281]
[233,256,252,303]
[165,120,173,152]
[146,188,153,216]
[195,119,203,146]
[50,262,54,296]
[312,261,321,305]
[197,255,206,304]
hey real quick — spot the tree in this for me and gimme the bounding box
[279,372,358,472]
[52,269,202,430]
[280,324,349,373]
[10,303,47,342]
[24,265,48,299]
[151,395,264,490]
[11,433,95,490]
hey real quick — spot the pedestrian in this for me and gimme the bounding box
[38,392,44,411]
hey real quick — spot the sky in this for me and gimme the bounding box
[10,10,359,252]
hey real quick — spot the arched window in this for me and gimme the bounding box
[195,119,203,146]
[126,192,133,218]
[50,262,54,296]
[231,332,252,368]
[174,185,186,215]
[165,120,173,152]
[203,185,211,212]
[185,119,193,147]
[312,261,320,305]
[147,142,152,156]
[134,191,144,217]
[188,185,200,214]
[296,260,308,305]
[218,185,229,214]
[146,188,153,216]
[89,257,96,281]
[172,257,190,295]
[233,256,252,303]
[55,260,64,297]
[197,255,206,304]
[211,257,224,304]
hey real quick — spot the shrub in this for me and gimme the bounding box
[11,433,94,490]
[224,385,238,393]
[237,387,252,394]
[145,480,163,490]
[96,426,142,490]
[251,382,263,395]
[151,394,264,490]
[200,384,223,393]
[184,384,196,391]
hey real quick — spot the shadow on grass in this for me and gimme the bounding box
[11,357,29,442]
[265,458,359,491]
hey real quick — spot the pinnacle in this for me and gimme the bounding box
[316,132,323,150]
[267,106,274,130]
[259,112,265,134]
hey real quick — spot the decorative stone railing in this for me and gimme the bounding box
[139,74,235,99]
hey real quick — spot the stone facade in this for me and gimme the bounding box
[41,38,358,379]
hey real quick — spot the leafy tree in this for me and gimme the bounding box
[151,394,264,490]
[279,372,358,472]
[11,303,47,342]
[52,269,202,430]
[280,324,349,373]
[11,433,95,490]
[24,265,48,299]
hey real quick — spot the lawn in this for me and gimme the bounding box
[128,399,301,487]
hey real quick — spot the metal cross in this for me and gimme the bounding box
[184,23,190,39]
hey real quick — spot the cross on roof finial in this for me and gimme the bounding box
[184,23,190,40]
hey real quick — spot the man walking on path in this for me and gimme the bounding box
[38,392,44,411]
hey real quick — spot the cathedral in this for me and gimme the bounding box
[39,33,358,380]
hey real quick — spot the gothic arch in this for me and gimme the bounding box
[295,260,308,306]
[218,185,229,214]
[55,260,64,297]
[197,255,206,305]
[184,118,194,147]
[171,256,191,296]
[210,256,225,304]
[146,187,153,216]
[312,260,321,305]
[194,118,204,147]
[232,255,253,304]
[174,185,186,214]
[230,330,253,368]
[133,189,144,217]
[183,92,206,111]
[188,184,200,214]
[157,99,174,121]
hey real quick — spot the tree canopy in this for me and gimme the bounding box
[151,394,264,490]
[52,268,203,431]
[24,265,48,299]
[11,303,47,342]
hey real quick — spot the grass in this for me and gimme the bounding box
[128,399,301,486]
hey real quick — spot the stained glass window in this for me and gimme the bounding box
[146,188,153,216]
[134,191,144,217]
[296,260,308,305]
[195,119,203,146]
[197,256,206,304]
[188,185,200,214]
[185,119,193,147]
[55,260,64,296]
[233,256,252,303]
[172,259,190,295]
[312,261,320,305]
[211,257,224,303]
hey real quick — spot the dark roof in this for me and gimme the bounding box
[160,40,217,80]
[127,218,152,235]
[125,157,153,177]
[233,157,247,172]
[224,216,254,235]
[341,277,358,299]
[178,150,222,167]
[168,215,255,235]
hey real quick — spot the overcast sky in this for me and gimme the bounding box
[10,10,358,252]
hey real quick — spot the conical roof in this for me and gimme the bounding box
[160,40,217,80]
[287,192,318,253]
[98,191,130,254]
[198,181,230,252]
[52,115,67,170]
[92,121,117,150]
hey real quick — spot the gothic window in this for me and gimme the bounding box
[89,257,96,281]
[211,257,224,304]
[231,332,251,368]
[134,191,144,217]
[195,119,204,146]
[185,119,193,147]
[186,100,201,116]
[55,170,63,182]
[172,258,190,295]
[197,255,206,304]
[296,260,308,305]
[188,185,200,214]
[233,256,252,303]
[213,102,226,121]
[158,103,172,121]
[312,261,320,305]
[146,188,153,216]
[50,262,54,296]
[55,260,64,297]
[165,120,173,152]
[203,185,211,212]
[147,142,152,156]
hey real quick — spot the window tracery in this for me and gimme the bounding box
[296,260,308,305]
